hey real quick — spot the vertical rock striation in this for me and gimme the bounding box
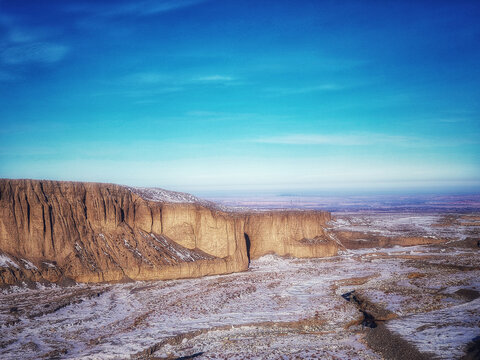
[0,179,336,284]
[245,211,335,259]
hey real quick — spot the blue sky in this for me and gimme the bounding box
[1,0,479,194]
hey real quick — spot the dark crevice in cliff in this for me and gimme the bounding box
[48,205,55,251]
[11,191,17,227]
[38,182,48,202]
[132,203,136,224]
[102,198,107,223]
[244,233,251,264]
[25,194,30,233]
[81,190,88,221]
[120,208,125,223]
[149,208,153,231]
[41,205,46,236]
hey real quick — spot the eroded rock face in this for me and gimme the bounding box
[0,179,336,284]
[245,211,335,259]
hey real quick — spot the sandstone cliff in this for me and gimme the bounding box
[0,179,336,285]
[245,211,335,259]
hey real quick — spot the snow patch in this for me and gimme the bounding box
[21,259,38,270]
[0,254,19,269]
[150,233,197,262]
[388,298,480,359]
[127,186,236,212]
[128,187,203,204]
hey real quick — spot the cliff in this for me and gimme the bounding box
[0,179,336,285]
[245,211,335,259]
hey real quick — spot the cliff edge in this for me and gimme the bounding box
[0,179,336,284]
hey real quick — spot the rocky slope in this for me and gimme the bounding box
[0,179,336,284]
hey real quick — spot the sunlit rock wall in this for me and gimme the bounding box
[0,179,335,284]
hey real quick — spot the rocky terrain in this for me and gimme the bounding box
[1,180,479,359]
[0,179,335,285]
[0,214,478,359]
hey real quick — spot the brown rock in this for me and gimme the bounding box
[245,211,336,259]
[331,230,447,249]
[0,179,336,284]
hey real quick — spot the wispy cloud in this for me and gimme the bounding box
[194,75,235,82]
[0,14,69,69]
[249,53,367,73]
[184,110,292,123]
[254,133,417,146]
[263,84,344,96]
[91,87,184,100]
[124,72,235,85]
[111,0,208,16]
[108,71,238,99]
[6,27,39,43]
[254,132,480,147]
[1,43,68,65]
[67,0,209,18]
[125,72,171,84]
[437,118,469,123]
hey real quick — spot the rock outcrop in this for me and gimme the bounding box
[245,211,335,259]
[0,179,336,285]
[330,230,447,249]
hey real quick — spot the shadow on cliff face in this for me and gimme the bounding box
[244,233,251,264]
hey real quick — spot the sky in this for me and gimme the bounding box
[0,0,479,195]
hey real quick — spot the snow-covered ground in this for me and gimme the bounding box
[129,187,203,204]
[128,186,238,212]
[1,213,479,359]
[329,212,480,240]
[388,298,480,359]
[1,244,479,359]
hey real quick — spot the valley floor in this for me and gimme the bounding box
[1,212,479,359]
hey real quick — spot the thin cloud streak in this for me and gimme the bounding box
[67,0,209,18]
[254,133,419,146]
[194,75,235,82]
[1,43,69,65]
[124,72,171,84]
[254,133,480,147]
[183,110,292,123]
[123,72,235,85]
[263,84,344,96]
[106,72,238,99]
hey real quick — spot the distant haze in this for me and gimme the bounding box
[1,1,479,194]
